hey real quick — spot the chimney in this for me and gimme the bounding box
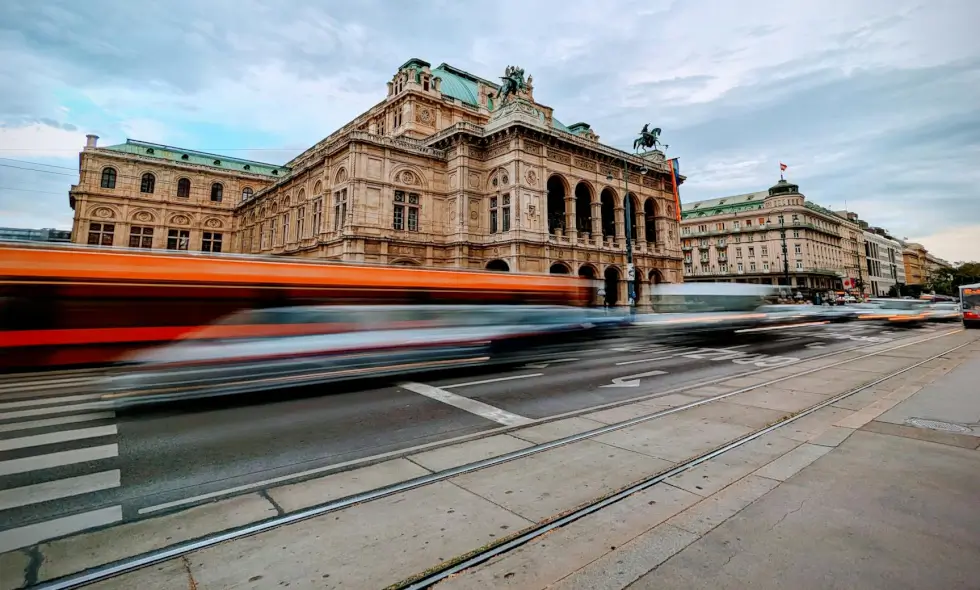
[85,134,99,148]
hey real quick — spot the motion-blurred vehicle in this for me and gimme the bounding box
[632,283,781,335]
[0,242,588,371]
[924,302,962,323]
[959,283,980,329]
[860,298,931,326]
[99,305,625,407]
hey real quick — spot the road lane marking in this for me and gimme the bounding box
[0,505,122,553]
[0,425,117,452]
[0,470,121,511]
[441,373,543,389]
[0,401,113,420]
[0,444,118,476]
[400,382,532,426]
[0,393,103,411]
[0,412,115,433]
[601,370,669,388]
[615,356,677,366]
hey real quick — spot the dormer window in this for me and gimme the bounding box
[146,148,154,155]
[213,159,221,166]
[181,154,189,160]
[243,164,251,171]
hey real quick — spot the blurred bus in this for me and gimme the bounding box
[0,242,588,371]
[960,283,980,329]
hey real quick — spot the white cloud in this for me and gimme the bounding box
[911,224,980,264]
[0,122,87,157]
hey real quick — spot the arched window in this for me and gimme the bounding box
[177,178,191,198]
[210,183,223,202]
[100,167,117,189]
[242,187,254,201]
[140,173,155,194]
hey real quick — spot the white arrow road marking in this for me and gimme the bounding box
[601,370,669,388]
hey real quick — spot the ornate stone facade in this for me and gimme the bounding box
[69,58,686,306]
[680,179,858,295]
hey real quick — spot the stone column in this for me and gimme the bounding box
[615,206,625,240]
[565,195,576,243]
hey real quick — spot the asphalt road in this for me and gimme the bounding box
[0,322,943,550]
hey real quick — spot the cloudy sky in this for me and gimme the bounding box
[1,0,977,261]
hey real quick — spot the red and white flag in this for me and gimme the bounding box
[779,162,788,171]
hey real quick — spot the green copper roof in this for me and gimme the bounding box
[103,139,288,177]
[681,191,767,219]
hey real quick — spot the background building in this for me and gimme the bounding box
[680,178,854,296]
[69,59,685,307]
[863,227,905,296]
[902,242,928,286]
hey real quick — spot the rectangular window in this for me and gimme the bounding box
[501,194,511,232]
[698,224,707,232]
[720,264,728,273]
[166,229,189,250]
[761,245,768,256]
[128,226,153,249]
[793,230,800,238]
[758,217,766,225]
[260,223,268,249]
[490,196,498,234]
[750,261,757,271]
[737,262,744,273]
[281,213,289,244]
[745,219,751,227]
[312,199,322,236]
[87,222,114,246]
[763,262,770,271]
[270,222,276,247]
[716,223,725,231]
[202,231,223,253]
[296,206,305,240]
[682,227,691,235]
[334,189,347,231]
[701,264,710,274]
[794,244,802,255]
[733,220,740,229]
[748,247,755,257]
[684,264,692,275]
[796,260,804,270]
[735,247,743,258]
[393,191,420,232]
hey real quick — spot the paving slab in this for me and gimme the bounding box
[834,397,903,429]
[842,354,916,374]
[450,440,672,522]
[37,493,277,582]
[678,400,787,430]
[638,393,703,407]
[753,443,832,481]
[582,402,668,425]
[712,374,778,388]
[726,386,830,413]
[875,355,980,438]
[87,559,189,590]
[592,415,752,463]
[666,433,800,497]
[0,549,29,590]
[778,405,852,442]
[808,426,855,447]
[267,457,431,513]
[549,523,698,590]
[408,434,533,472]
[678,384,740,396]
[509,416,604,444]
[775,368,873,394]
[634,430,980,590]
[666,475,780,535]
[437,482,700,590]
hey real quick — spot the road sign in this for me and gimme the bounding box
[626,264,636,281]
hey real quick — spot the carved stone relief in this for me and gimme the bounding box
[93,207,114,219]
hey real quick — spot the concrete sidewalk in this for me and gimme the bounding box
[443,337,980,589]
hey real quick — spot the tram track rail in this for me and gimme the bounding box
[29,327,966,589]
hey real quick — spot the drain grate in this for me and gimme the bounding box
[905,418,973,434]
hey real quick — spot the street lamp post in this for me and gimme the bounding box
[608,157,648,315]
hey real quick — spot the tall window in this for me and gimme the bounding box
[296,206,306,240]
[242,187,253,201]
[334,189,347,231]
[311,199,322,236]
[177,178,191,198]
[392,191,420,231]
[87,222,114,246]
[490,196,499,234]
[210,183,223,202]
[100,167,116,189]
[167,229,189,250]
[260,222,268,249]
[501,194,511,232]
[270,219,277,246]
[140,173,155,194]
[129,226,153,249]
[202,232,222,252]
[281,212,289,244]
